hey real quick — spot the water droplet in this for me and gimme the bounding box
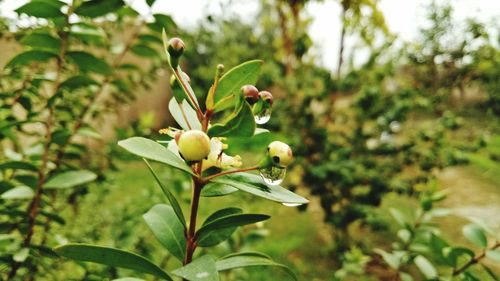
[282,202,302,207]
[259,165,286,186]
[255,107,272,125]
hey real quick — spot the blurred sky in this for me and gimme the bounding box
[1,0,499,71]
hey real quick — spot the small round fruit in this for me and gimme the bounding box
[259,91,273,106]
[167,37,185,58]
[241,85,259,105]
[177,130,210,161]
[267,141,292,167]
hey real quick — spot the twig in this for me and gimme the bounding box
[452,242,500,276]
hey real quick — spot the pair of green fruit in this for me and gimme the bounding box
[176,130,292,168]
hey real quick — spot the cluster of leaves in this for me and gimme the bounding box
[0,0,177,278]
[51,32,308,280]
[344,184,500,281]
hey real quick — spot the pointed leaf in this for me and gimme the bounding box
[208,102,255,138]
[20,33,61,52]
[67,51,112,75]
[1,186,34,200]
[143,159,186,227]
[143,204,185,262]
[0,161,38,171]
[212,173,308,205]
[15,2,63,18]
[45,170,97,189]
[463,224,488,248]
[414,255,437,279]
[6,50,57,68]
[201,183,238,197]
[172,255,219,281]
[216,252,297,281]
[198,207,242,247]
[168,98,201,131]
[75,0,125,18]
[118,137,193,175]
[54,244,172,280]
[196,213,269,243]
[213,60,263,112]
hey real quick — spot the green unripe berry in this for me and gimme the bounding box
[177,130,210,162]
[241,85,259,105]
[267,141,293,167]
[259,91,273,106]
[167,37,185,58]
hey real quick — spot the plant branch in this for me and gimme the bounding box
[8,4,73,278]
[204,166,259,182]
[173,67,203,120]
[452,242,500,276]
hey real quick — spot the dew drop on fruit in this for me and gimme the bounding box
[254,107,272,125]
[259,165,286,186]
[282,202,302,207]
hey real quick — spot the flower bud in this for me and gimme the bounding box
[241,85,259,105]
[259,91,273,106]
[167,37,185,58]
[267,141,293,167]
[177,130,210,162]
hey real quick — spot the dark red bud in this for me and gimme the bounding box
[259,91,273,106]
[241,85,259,105]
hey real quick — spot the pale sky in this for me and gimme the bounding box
[1,0,499,71]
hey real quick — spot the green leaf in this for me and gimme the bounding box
[0,161,38,171]
[463,224,488,248]
[201,183,238,197]
[373,249,401,269]
[145,0,156,6]
[172,255,219,281]
[414,255,437,279]
[60,75,98,90]
[1,186,34,200]
[15,1,63,18]
[67,51,112,75]
[211,173,309,205]
[113,278,145,281]
[131,44,159,58]
[69,23,106,42]
[486,249,500,262]
[45,170,97,189]
[118,137,193,175]
[13,248,30,262]
[198,208,243,247]
[442,247,474,267]
[143,159,186,227]
[208,102,255,138]
[6,50,58,68]
[196,213,269,243]
[143,204,185,262]
[216,252,297,281]
[54,244,172,280]
[168,98,202,131]
[75,0,125,18]
[213,60,263,112]
[389,208,410,227]
[20,33,61,52]
[76,127,102,139]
